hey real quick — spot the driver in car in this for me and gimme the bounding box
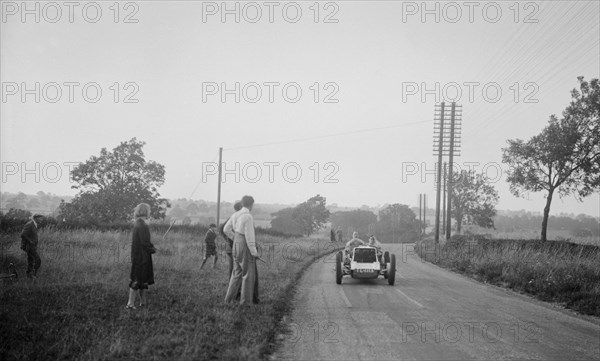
[368,235,384,264]
[368,235,382,250]
[345,232,364,251]
[344,232,364,267]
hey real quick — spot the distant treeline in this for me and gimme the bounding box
[0,191,67,215]
[0,208,298,238]
[494,214,600,237]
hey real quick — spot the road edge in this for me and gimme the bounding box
[260,241,344,360]
[411,242,600,327]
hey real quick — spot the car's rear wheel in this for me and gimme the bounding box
[388,254,396,285]
[336,251,343,284]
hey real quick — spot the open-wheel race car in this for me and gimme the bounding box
[335,244,396,285]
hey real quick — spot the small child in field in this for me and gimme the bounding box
[200,224,218,269]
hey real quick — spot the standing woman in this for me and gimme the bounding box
[126,203,156,310]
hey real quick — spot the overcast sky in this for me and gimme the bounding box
[1,0,599,216]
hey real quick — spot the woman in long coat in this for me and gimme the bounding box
[126,203,156,309]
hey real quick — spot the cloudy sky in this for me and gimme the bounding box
[1,0,599,216]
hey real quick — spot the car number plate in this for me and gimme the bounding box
[357,269,373,273]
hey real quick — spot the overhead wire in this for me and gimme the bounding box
[188,1,598,201]
[188,149,220,199]
[462,1,596,143]
[223,119,432,151]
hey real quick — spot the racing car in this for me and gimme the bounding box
[335,243,396,285]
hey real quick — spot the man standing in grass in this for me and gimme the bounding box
[224,195,259,305]
[219,201,243,277]
[200,224,219,270]
[20,214,44,278]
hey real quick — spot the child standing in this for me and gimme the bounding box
[200,224,218,269]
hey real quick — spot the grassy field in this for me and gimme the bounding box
[0,228,342,360]
[458,226,600,246]
[415,235,600,317]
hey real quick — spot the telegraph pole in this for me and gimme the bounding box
[419,194,427,239]
[418,194,422,240]
[433,102,462,244]
[442,162,447,234]
[433,102,445,244]
[446,103,461,241]
[216,147,223,227]
[423,194,426,235]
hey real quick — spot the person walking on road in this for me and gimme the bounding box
[20,214,44,278]
[224,195,259,305]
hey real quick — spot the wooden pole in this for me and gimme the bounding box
[423,194,426,236]
[216,147,223,227]
[434,102,445,244]
[419,194,422,240]
[442,162,447,234]
[446,103,456,241]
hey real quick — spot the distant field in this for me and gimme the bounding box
[0,228,342,360]
[253,219,272,229]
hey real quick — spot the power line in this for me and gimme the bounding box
[223,119,432,151]
[188,149,220,199]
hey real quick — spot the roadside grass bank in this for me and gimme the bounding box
[415,235,600,317]
[0,228,342,360]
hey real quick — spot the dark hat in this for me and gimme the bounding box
[209,223,217,228]
[33,214,44,219]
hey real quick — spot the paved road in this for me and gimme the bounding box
[274,243,600,361]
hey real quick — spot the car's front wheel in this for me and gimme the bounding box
[388,254,396,286]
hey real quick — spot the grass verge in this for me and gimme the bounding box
[415,235,600,317]
[0,228,342,360]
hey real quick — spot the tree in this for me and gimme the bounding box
[36,191,49,208]
[502,77,600,241]
[27,198,41,210]
[451,170,499,234]
[5,192,27,210]
[292,195,330,236]
[270,195,330,236]
[61,138,170,224]
[5,208,32,220]
[197,201,209,212]
[186,203,200,215]
[376,204,419,243]
[330,209,377,236]
[270,207,304,235]
[170,204,187,219]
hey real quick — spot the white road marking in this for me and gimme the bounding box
[339,287,353,308]
[395,288,424,308]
